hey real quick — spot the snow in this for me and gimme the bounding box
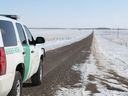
[31,29,92,51]
[95,31,128,78]
[55,30,128,96]
[30,29,92,41]
[96,30,128,47]
[55,54,128,96]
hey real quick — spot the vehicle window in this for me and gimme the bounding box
[16,23,27,45]
[0,20,17,46]
[24,25,35,45]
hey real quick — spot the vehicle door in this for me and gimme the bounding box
[23,25,39,78]
[16,23,30,81]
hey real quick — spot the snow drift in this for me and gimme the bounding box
[91,33,106,65]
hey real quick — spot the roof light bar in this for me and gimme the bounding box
[0,14,19,20]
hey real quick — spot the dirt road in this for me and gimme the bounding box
[22,33,93,96]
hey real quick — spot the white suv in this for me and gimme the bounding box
[0,15,45,96]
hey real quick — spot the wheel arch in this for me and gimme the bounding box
[16,63,24,80]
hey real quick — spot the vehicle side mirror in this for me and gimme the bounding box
[36,37,45,44]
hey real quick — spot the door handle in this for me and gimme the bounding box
[31,50,34,53]
[22,52,26,55]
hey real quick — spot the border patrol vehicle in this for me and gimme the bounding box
[0,15,45,96]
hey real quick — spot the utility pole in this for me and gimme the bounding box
[117,27,119,39]
[92,28,94,33]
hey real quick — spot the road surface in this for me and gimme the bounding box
[22,33,93,96]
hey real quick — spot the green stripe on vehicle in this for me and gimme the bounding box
[5,47,21,55]
[23,45,30,81]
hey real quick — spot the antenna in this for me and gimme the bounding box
[0,14,19,20]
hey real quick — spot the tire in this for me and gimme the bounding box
[8,72,22,96]
[31,60,43,86]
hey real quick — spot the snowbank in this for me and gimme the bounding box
[91,33,106,65]
[94,32,128,78]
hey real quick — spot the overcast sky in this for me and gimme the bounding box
[1,0,128,28]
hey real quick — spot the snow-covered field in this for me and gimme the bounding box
[30,29,91,41]
[31,29,92,51]
[95,32,128,79]
[96,30,128,47]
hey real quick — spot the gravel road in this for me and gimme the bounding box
[22,33,93,96]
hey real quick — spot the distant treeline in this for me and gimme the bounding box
[29,27,128,30]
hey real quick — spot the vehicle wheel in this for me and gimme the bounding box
[31,60,43,86]
[8,72,22,96]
